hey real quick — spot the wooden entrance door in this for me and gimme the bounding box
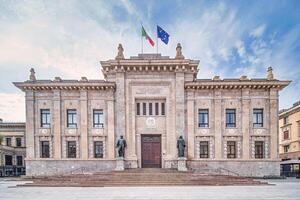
[141,135,161,168]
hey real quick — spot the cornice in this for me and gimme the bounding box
[185,80,291,91]
[13,80,116,92]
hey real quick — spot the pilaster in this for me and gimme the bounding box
[53,90,61,159]
[270,89,279,159]
[80,90,88,159]
[214,90,222,159]
[242,89,250,159]
[107,99,115,159]
[187,91,195,159]
[25,91,35,159]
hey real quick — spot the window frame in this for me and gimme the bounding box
[283,130,289,140]
[253,109,263,128]
[155,103,159,115]
[198,109,209,128]
[67,109,77,128]
[199,141,209,158]
[6,137,11,146]
[254,141,264,159]
[227,141,236,158]
[94,141,104,158]
[93,109,104,128]
[67,141,77,158]
[5,155,13,166]
[136,103,140,115]
[40,141,50,158]
[226,109,236,128]
[149,103,153,115]
[16,156,23,166]
[142,103,147,115]
[16,137,22,147]
[283,145,289,153]
[40,109,51,128]
[161,102,165,116]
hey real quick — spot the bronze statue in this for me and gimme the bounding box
[177,135,186,157]
[116,135,127,157]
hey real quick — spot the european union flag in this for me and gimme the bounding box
[157,25,170,45]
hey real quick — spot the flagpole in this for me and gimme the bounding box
[141,32,143,54]
[156,33,158,54]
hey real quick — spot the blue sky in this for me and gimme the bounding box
[0,0,300,121]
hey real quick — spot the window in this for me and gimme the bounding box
[255,141,264,159]
[67,141,76,158]
[149,103,153,115]
[283,131,289,140]
[5,155,12,166]
[16,138,22,147]
[161,102,165,115]
[94,141,104,158]
[67,109,77,128]
[143,103,147,115]
[226,109,236,127]
[40,141,50,158]
[93,109,104,128]
[41,109,51,128]
[155,103,159,115]
[16,156,23,166]
[136,103,140,115]
[200,141,209,158]
[6,137,11,146]
[283,116,288,125]
[227,141,236,158]
[253,109,263,127]
[198,109,209,127]
[284,145,289,153]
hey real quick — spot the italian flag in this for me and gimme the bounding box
[142,26,155,46]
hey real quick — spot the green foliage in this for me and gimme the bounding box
[0,134,3,145]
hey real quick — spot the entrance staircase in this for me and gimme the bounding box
[19,169,267,187]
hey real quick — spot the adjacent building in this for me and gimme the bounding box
[279,101,300,177]
[0,119,26,176]
[14,44,290,177]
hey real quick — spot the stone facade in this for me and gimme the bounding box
[14,44,290,177]
[0,120,26,176]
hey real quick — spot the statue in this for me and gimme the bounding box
[115,44,125,60]
[177,135,186,157]
[29,68,36,81]
[116,135,127,157]
[267,66,274,80]
[175,43,184,59]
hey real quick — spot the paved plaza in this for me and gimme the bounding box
[0,178,300,200]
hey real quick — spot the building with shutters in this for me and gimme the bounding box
[14,44,290,177]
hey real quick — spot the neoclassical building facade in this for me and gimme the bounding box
[14,44,290,176]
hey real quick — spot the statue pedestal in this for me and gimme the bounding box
[177,157,188,171]
[115,157,125,171]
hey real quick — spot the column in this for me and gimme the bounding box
[214,90,222,159]
[175,71,185,157]
[53,90,61,159]
[25,91,35,159]
[187,91,195,159]
[107,99,115,159]
[115,72,126,143]
[242,89,250,159]
[80,90,88,159]
[270,89,279,159]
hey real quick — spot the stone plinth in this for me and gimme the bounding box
[177,157,187,171]
[115,157,125,171]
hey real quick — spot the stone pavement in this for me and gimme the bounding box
[0,178,300,200]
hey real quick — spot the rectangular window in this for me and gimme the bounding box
[40,109,51,128]
[283,131,289,140]
[136,103,140,115]
[155,103,159,115]
[143,103,147,115]
[93,109,104,128]
[16,138,22,147]
[6,137,12,146]
[161,102,165,116]
[227,141,236,158]
[200,141,209,158]
[198,109,209,127]
[283,117,288,125]
[5,155,12,166]
[253,109,263,127]
[255,141,264,159]
[94,141,104,158]
[284,145,289,153]
[40,141,50,158]
[226,109,236,127]
[67,141,76,158]
[67,109,77,128]
[16,156,23,166]
[149,103,153,115]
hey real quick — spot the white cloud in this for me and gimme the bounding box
[250,24,266,38]
[0,93,25,122]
